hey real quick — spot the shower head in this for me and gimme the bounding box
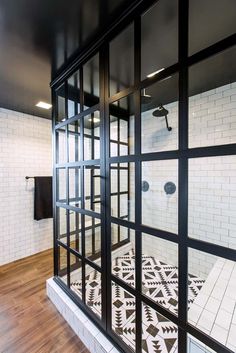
[152,104,172,131]
[152,104,169,117]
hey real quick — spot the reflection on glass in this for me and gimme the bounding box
[112,281,136,351]
[188,248,236,351]
[69,167,81,208]
[142,233,178,314]
[70,254,82,299]
[188,334,217,353]
[67,69,80,117]
[110,163,135,222]
[84,165,101,213]
[85,265,101,318]
[56,84,66,123]
[142,160,178,234]
[58,246,67,285]
[110,95,134,157]
[84,111,100,160]
[56,127,66,164]
[189,46,236,148]
[68,120,80,162]
[57,168,66,203]
[69,211,81,253]
[141,74,178,154]
[111,224,135,288]
[189,0,236,55]
[142,302,178,353]
[141,0,178,80]
[85,215,101,266]
[83,54,99,109]
[57,207,67,244]
[109,24,134,96]
[189,156,236,250]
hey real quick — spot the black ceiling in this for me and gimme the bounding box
[0,0,134,119]
[0,0,235,120]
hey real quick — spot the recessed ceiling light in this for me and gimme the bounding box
[88,117,100,123]
[147,68,165,78]
[36,101,52,109]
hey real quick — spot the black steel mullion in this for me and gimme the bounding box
[79,66,86,304]
[54,103,100,130]
[178,0,189,351]
[117,111,121,242]
[101,43,111,331]
[90,113,96,255]
[64,123,70,288]
[188,238,236,262]
[134,15,142,353]
[52,89,58,277]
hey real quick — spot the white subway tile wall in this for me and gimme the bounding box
[0,108,53,265]
[138,82,236,278]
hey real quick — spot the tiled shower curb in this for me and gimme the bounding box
[47,278,212,353]
[46,278,120,353]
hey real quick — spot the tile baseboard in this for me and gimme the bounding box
[46,278,120,353]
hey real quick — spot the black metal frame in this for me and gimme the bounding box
[51,1,236,352]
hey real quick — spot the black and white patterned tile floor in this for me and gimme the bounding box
[71,250,205,353]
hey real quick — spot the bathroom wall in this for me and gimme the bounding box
[129,82,236,279]
[0,107,53,266]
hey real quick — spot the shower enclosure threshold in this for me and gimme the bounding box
[47,278,120,353]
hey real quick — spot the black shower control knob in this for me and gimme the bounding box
[164,182,176,195]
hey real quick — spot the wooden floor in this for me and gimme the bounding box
[0,249,89,353]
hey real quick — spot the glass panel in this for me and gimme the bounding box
[69,167,81,208]
[67,69,80,116]
[188,334,216,353]
[189,156,236,250]
[142,302,178,353]
[141,0,178,80]
[110,95,134,157]
[56,83,66,123]
[142,233,178,315]
[112,282,136,351]
[85,265,101,318]
[57,168,67,203]
[83,54,99,109]
[111,224,135,288]
[189,47,236,149]
[69,211,82,253]
[68,120,81,162]
[142,160,178,234]
[85,215,101,266]
[110,162,135,222]
[56,127,66,164]
[188,248,236,351]
[70,254,82,299]
[84,111,100,160]
[57,207,67,244]
[58,246,67,285]
[84,165,101,213]
[109,24,134,96]
[141,74,178,153]
[189,0,236,55]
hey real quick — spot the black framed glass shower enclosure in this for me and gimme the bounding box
[52,1,236,352]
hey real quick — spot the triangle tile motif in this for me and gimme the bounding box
[71,249,205,353]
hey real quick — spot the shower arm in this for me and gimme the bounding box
[165,115,172,131]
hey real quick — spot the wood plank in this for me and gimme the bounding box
[0,249,88,353]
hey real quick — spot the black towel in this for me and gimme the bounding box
[34,176,53,221]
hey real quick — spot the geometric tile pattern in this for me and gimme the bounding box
[71,250,205,353]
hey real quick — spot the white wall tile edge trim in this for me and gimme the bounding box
[46,278,121,353]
